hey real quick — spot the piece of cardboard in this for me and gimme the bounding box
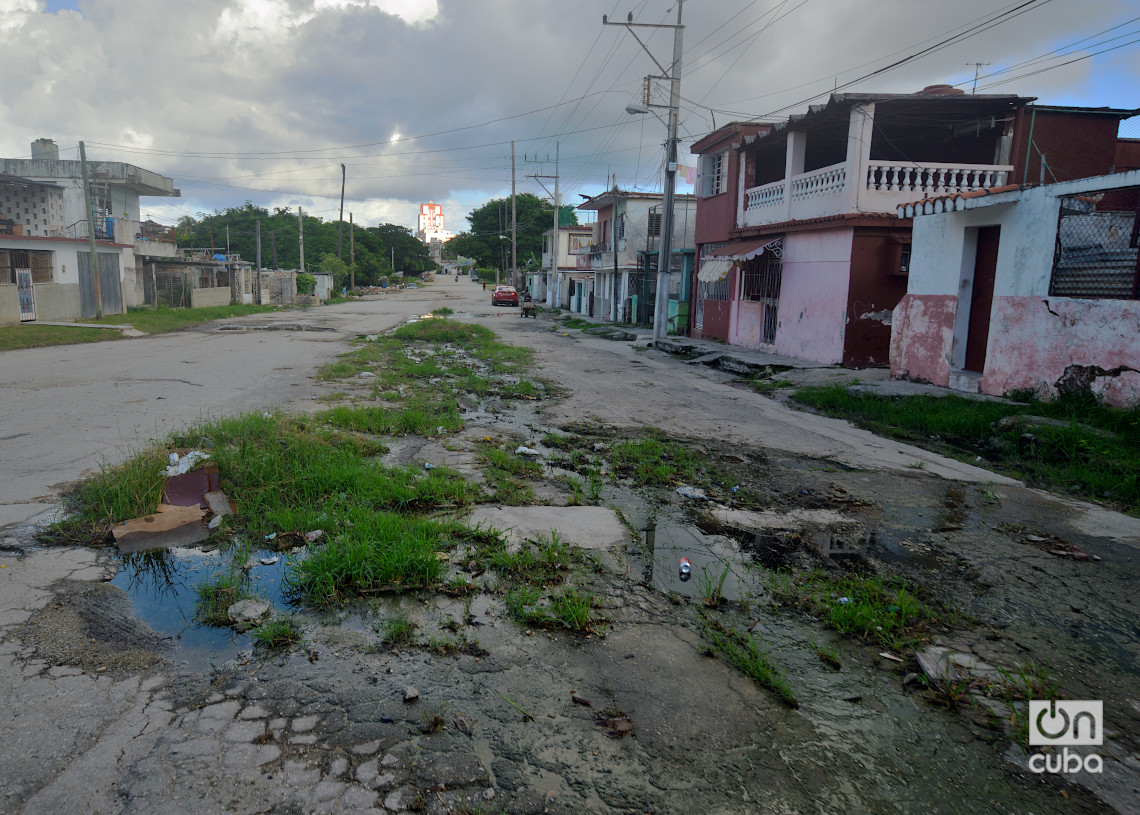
[113,503,207,554]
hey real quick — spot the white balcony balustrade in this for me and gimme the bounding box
[865,162,1011,195]
[790,163,847,201]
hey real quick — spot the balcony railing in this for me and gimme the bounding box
[743,159,1014,225]
[791,162,846,201]
[746,180,784,210]
[865,162,1011,195]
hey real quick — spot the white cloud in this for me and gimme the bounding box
[0,0,1134,234]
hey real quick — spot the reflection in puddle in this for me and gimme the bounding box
[111,547,293,671]
[638,519,760,602]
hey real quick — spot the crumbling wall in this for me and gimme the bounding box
[889,293,958,386]
[980,296,1140,406]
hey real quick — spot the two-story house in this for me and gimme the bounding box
[576,188,696,329]
[705,86,1028,366]
[690,121,772,342]
[0,139,180,322]
[537,225,593,307]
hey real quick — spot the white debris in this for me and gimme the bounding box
[259,555,280,566]
[165,450,211,477]
[208,515,223,530]
[675,485,708,501]
[515,446,542,457]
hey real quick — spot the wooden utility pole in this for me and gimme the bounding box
[297,207,305,273]
[79,141,103,319]
[337,163,346,260]
[349,212,355,289]
[256,219,262,304]
[511,140,517,288]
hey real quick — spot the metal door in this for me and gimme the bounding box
[77,251,124,318]
[16,268,35,321]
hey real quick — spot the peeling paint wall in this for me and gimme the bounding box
[890,294,958,385]
[770,229,853,363]
[981,296,1140,404]
[894,171,1140,406]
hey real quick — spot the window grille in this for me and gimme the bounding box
[1049,193,1140,299]
[700,151,728,197]
[647,211,661,237]
[30,250,53,283]
[740,245,783,302]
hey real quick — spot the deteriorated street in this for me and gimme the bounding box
[1,281,1138,815]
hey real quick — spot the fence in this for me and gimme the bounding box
[1049,191,1140,299]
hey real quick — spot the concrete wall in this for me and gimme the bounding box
[770,228,853,363]
[190,287,232,309]
[0,285,19,324]
[32,283,83,322]
[892,171,1140,405]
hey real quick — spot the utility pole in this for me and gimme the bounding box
[525,143,561,308]
[511,140,517,289]
[79,141,103,319]
[256,219,262,304]
[270,231,278,270]
[337,163,346,260]
[297,207,305,273]
[225,225,230,255]
[391,246,395,278]
[349,212,355,290]
[605,2,685,342]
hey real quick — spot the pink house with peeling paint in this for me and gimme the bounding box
[691,88,1031,366]
[890,170,1140,406]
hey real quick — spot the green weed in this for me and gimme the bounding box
[793,384,1140,513]
[195,572,249,626]
[251,616,303,649]
[697,563,731,608]
[703,619,797,708]
[379,614,416,647]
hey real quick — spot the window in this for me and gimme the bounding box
[1049,194,1140,299]
[0,249,53,284]
[647,211,662,237]
[614,214,625,242]
[700,150,728,197]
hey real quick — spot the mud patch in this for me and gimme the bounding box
[17,579,164,674]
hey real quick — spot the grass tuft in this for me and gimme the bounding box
[703,618,797,707]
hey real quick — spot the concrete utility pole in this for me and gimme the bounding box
[256,219,262,304]
[349,212,355,290]
[79,141,103,319]
[270,231,278,269]
[605,1,685,343]
[297,207,305,273]
[337,163,346,260]
[225,225,230,255]
[511,140,517,289]
[525,143,561,308]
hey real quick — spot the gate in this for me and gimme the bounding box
[77,251,123,318]
[16,268,35,321]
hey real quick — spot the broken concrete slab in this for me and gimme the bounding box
[227,599,271,631]
[465,505,629,551]
[706,505,866,557]
[112,504,207,554]
[203,491,235,517]
[915,646,1003,689]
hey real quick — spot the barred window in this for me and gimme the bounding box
[0,249,53,284]
[740,245,783,302]
[700,150,728,197]
[1049,193,1139,299]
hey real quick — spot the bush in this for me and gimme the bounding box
[296,272,316,295]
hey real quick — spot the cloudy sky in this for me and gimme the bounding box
[1,0,1136,234]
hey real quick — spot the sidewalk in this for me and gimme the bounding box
[554,309,1008,402]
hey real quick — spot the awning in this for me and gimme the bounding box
[697,258,733,283]
[711,236,782,261]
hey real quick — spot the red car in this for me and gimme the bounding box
[491,286,519,307]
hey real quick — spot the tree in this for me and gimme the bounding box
[174,205,438,286]
[445,194,578,272]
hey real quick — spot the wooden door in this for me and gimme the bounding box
[964,226,1000,373]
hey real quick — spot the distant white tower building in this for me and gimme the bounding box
[415,202,451,262]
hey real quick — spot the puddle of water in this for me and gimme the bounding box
[217,324,334,333]
[111,546,293,671]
